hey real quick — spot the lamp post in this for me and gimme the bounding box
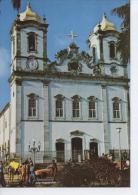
[28,140,41,164]
[116,128,122,170]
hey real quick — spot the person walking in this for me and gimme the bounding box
[0,161,6,187]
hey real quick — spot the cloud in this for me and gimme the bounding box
[0,47,10,77]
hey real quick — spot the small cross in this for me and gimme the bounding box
[103,12,107,19]
[67,31,78,42]
[27,0,31,8]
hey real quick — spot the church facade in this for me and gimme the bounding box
[0,4,130,162]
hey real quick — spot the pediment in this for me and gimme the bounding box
[90,138,97,142]
[56,138,64,143]
[70,130,84,136]
[46,43,93,73]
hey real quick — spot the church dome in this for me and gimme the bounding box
[94,13,116,33]
[19,3,41,22]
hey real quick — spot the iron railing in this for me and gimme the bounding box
[0,149,130,163]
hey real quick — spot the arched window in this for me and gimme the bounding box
[55,94,64,117]
[72,95,80,118]
[92,47,96,63]
[109,42,116,59]
[27,32,37,52]
[88,96,97,118]
[28,93,37,117]
[112,97,120,118]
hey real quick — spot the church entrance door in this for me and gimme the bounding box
[90,142,98,158]
[71,137,83,162]
[56,142,65,162]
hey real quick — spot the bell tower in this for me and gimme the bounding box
[9,3,49,160]
[10,2,48,73]
[87,14,129,154]
[88,13,127,78]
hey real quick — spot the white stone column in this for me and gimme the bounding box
[16,27,21,56]
[43,80,50,162]
[15,79,22,160]
[102,85,110,154]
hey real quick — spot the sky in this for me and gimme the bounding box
[0,0,128,111]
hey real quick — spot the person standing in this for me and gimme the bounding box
[21,163,26,184]
[29,163,35,185]
[52,160,57,181]
[25,163,30,184]
[29,158,33,165]
[18,164,22,181]
[0,161,6,187]
[8,166,14,184]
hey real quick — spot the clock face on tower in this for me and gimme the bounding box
[26,56,39,70]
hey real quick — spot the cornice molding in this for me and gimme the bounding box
[0,103,10,117]
[45,71,129,83]
[9,70,129,85]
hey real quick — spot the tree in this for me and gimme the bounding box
[0,0,21,13]
[112,3,130,65]
[11,0,21,12]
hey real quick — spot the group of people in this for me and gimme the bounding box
[8,158,36,186]
[0,158,58,187]
[0,158,36,187]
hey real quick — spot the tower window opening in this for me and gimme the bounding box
[92,47,96,63]
[12,36,15,56]
[109,42,116,59]
[28,32,37,52]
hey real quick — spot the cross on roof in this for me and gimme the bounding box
[27,0,30,4]
[67,31,78,42]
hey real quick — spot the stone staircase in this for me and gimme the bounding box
[4,174,57,187]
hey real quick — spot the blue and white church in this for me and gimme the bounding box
[0,4,130,162]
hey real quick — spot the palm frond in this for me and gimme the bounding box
[112,3,130,29]
[11,0,21,12]
[117,30,130,64]
[112,3,130,64]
